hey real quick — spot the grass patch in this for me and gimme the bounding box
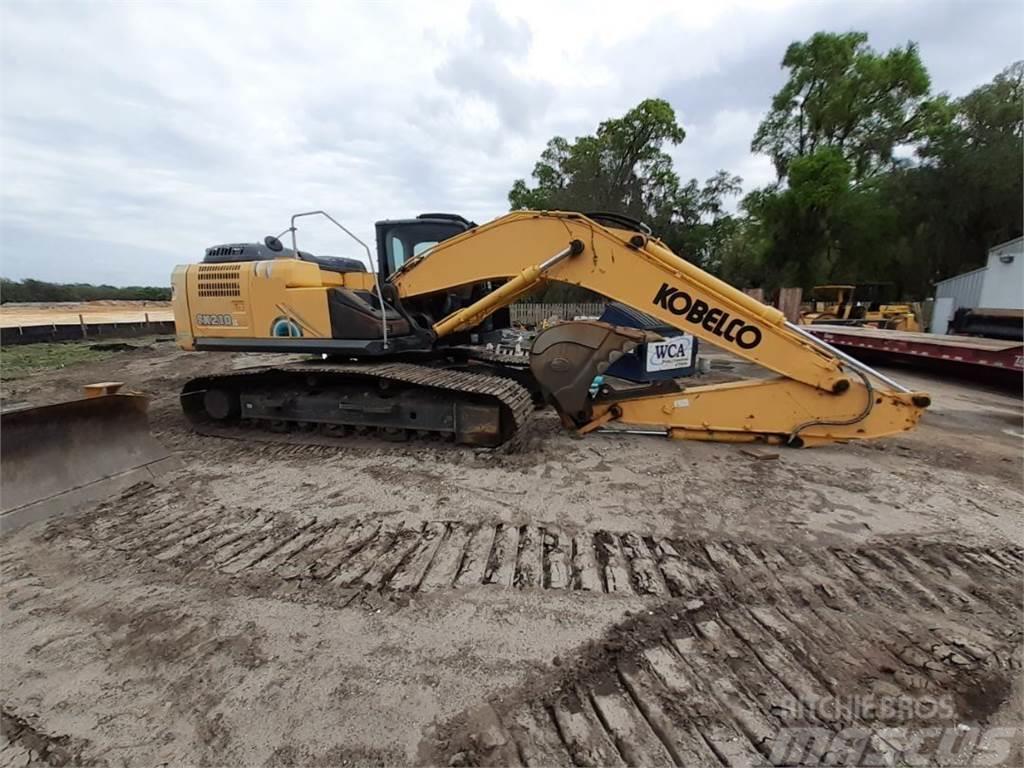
[1,342,118,378]
[0,338,161,379]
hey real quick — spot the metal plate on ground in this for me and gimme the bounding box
[1,394,180,534]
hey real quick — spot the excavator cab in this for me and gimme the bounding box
[375,213,475,280]
[374,213,513,341]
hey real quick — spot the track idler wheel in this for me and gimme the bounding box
[529,321,660,426]
[203,388,240,421]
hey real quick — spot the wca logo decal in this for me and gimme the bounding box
[652,341,689,360]
[652,283,763,350]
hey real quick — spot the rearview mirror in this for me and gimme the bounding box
[264,235,284,252]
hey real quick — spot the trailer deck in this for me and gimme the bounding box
[807,324,1023,376]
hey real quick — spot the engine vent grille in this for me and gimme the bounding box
[197,264,242,297]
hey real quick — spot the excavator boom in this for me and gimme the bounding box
[392,211,929,446]
[397,213,842,390]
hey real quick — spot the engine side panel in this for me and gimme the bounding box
[175,259,359,345]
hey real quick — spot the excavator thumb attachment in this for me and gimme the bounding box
[530,321,661,427]
[1,394,179,534]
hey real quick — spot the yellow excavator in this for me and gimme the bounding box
[171,210,930,449]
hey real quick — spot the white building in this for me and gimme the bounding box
[932,237,1023,332]
[978,237,1024,309]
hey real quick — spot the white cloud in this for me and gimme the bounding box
[0,0,1017,284]
[672,107,777,202]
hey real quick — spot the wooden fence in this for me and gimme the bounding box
[744,287,804,322]
[510,290,805,328]
[510,303,607,327]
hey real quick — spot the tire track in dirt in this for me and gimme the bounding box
[424,592,1023,767]
[40,483,1024,616]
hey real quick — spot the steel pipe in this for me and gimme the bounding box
[785,321,911,393]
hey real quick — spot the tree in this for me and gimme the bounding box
[752,32,932,182]
[509,98,686,219]
[0,278,171,303]
[509,99,742,299]
[744,31,949,293]
[506,49,1022,303]
[913,61,1023,274]
[743,148,853,287]
[743,60,1022,296]
[715,217,770,290]
[660,171,743,269]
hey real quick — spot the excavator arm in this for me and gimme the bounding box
[392,211,930,446]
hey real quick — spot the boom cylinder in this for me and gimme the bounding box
[432,239,583,338]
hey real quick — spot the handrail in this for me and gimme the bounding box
[289,210,388,349]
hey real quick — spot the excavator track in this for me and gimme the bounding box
[181,361,534,451]
[451,346,531,369]
[445,346,545,406]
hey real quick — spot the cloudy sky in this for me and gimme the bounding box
[1,0,1019,285]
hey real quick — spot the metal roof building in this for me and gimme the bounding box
[935,237,1023,311]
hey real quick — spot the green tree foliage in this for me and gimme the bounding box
[663,171,744,270]
[716,217,770,289]
[899,61,1024,287]
[509,98,687,218]
[740,32,1021,296]
[741,148,852,288]
[752,32,932,181]
[0,278,170,303]
[508,99,742,300]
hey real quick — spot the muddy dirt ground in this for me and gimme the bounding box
[1,339,1021,766]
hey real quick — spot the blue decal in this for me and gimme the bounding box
[271,316,302,337]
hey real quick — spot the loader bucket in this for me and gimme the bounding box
[1,394,180,534]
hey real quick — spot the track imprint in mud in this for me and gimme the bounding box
[44,483,1024,615]
[7,483,1023,767]
[427,597,1022,767]
[0,708,90,767]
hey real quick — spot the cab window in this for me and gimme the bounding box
[382,222,465,276]
[388,236,406,269]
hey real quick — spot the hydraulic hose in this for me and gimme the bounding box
[787,366,874,446]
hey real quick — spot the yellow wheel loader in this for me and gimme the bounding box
[171,210,930,449]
